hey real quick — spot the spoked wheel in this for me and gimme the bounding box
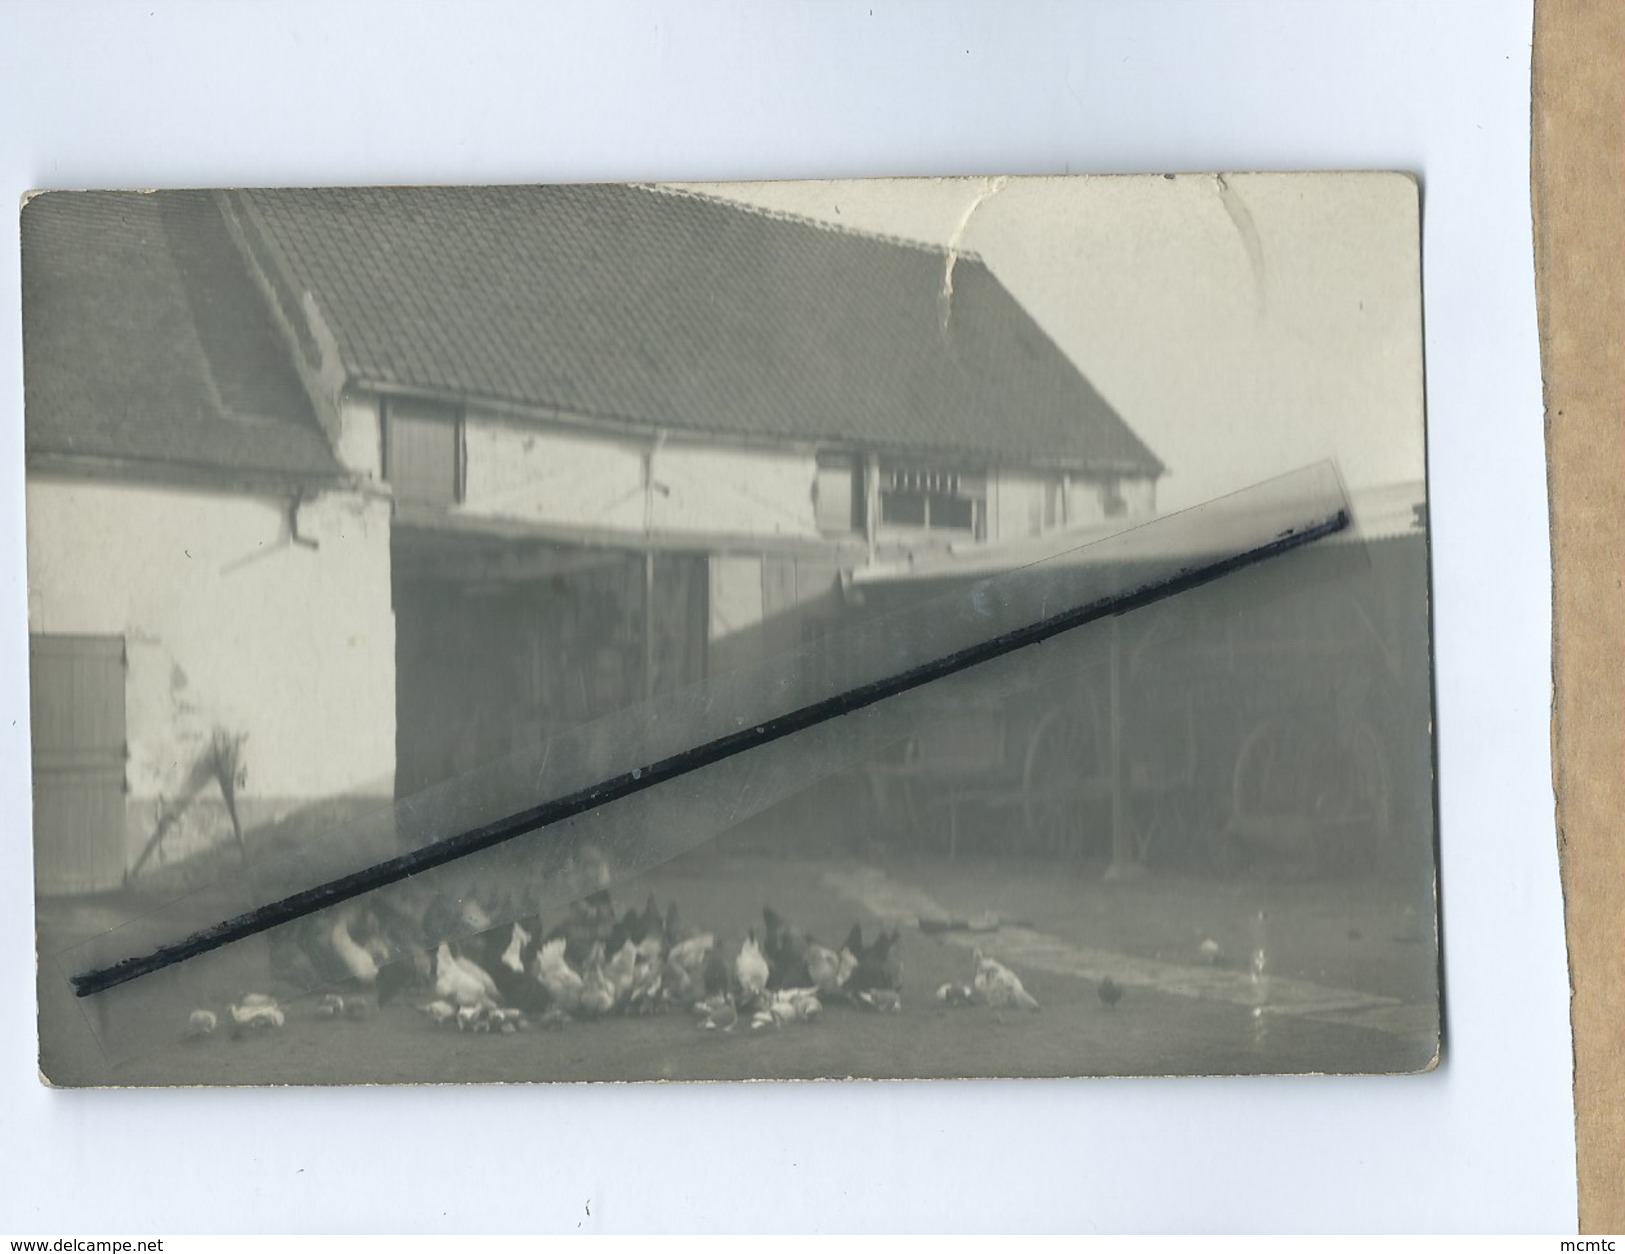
[1310,719,1393,873]
[895,737,962,856]
[1021,697,1106,856]
[1229,716,1392,874]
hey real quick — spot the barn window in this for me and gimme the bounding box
[382,397,464,507]
[814,452,865,534]
[879,462,986,537]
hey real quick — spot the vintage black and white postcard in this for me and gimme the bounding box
[23,173,1438,1085]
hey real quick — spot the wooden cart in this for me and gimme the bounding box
[856,529,1423,874]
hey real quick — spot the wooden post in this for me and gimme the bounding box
[1109,614,1135,872]
[642,550,656,701]
[865,454,880,563]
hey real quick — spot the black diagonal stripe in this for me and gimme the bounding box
[70,507,1347,998]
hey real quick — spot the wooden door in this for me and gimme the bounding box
[30,635,127,895]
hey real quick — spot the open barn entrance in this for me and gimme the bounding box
[391,526,707,800]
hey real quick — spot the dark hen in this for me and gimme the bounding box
[606,907,643,955]
[640,894,664,944]
[841,923,866,963]
[546,897,613,969]
[700,947,735,999]
[762,906,811,989]
[852,928,902,993]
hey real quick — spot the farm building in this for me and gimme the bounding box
[23,183,1176,891]
[22,191,396,894]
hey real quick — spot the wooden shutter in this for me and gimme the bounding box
[385,399,462,507]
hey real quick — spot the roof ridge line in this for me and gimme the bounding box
[640,181,985,263]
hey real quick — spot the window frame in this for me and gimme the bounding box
[877,459,987,540]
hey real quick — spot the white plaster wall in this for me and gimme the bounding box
[461,416,822,541]
[709,554,765,645]
[1121,474,1156,517]
[991,467,1051,540]
[993,469,1159,539]
[336,392,384,481]
[1063,474,1108,528]
[26,478,396,816]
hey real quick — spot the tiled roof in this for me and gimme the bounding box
[22,191,343,484]
[233,183,1164,474]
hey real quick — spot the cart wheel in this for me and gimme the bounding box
[1230,717,1393,875]
[900,774,956,854]
[1022,704,1102,856]
[1312,720,1393,872]
[1230,718,1286,831]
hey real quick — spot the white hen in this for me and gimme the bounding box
[435,942,497,1009]
[500,921,532,975]
[228,1000,285,1029]
[604,939,639,1009]
[534,936,584,1012]
[736,930,769,1000]
[330,910,380,984]
[662,932,715,1006]
[578,943,616,1017]
[972,947,1041,1011]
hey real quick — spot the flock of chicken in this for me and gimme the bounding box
[407,894,912,1034]
[190,886,1052,1040]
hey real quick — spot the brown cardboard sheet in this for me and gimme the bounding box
[1532,0,1625,1233]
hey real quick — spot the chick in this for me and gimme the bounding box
[186,1008,218,1037]
[228,999,285,1035]
[696,994,738,1032]
[315,992,348,1019]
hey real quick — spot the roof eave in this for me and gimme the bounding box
[353,375,1165,476]
[25,448,355,497]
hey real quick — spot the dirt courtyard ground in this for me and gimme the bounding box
[35,840,1441,1087]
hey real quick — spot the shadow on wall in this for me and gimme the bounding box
[127,791,395,902]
